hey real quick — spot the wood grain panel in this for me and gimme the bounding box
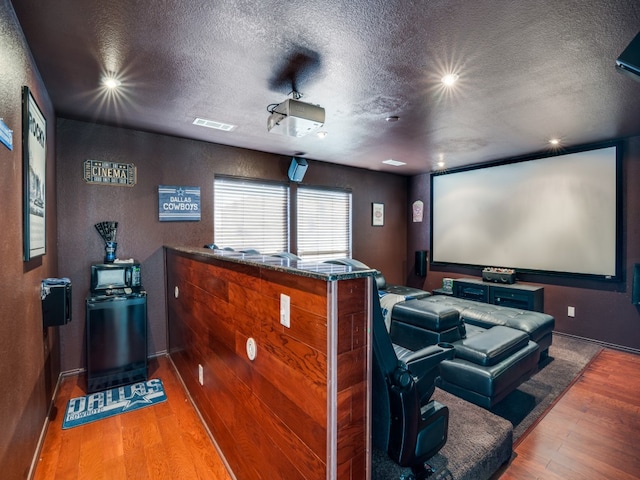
[260,267,329,299]
[166,248,371,479]
[260,320,328,386]
[287,305,328,351]
[245,356,327,457]
[334,278,371,477]
[234,328,328,426]
[337,278,368,316]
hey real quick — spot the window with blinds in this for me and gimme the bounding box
[297,186,352,262]
[214,176,289,254]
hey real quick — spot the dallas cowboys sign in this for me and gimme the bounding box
[158,185,201,221]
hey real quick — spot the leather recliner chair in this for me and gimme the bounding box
[371,288,454,479]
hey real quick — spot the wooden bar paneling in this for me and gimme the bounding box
[165,248,371,480]
[334,279,369,478]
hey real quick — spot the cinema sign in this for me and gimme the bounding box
[83,160,137,186]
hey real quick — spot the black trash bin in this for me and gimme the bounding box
[41,278,72,327]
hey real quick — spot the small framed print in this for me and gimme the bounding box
[372,202,384,226]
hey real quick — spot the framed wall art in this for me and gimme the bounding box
[23,86,47,261]
[372,202,384,226]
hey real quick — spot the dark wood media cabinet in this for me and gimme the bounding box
[452,277,544,312]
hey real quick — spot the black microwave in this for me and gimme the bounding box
[91,262,141,293]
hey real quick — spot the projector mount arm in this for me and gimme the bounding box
[267,90,303,114]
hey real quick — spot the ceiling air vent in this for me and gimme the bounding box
[382,159,406,166]
[192,118,237,131]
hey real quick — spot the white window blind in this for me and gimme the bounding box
[297,186,352,262]
[214,177,289,254]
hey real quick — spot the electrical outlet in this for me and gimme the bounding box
[280,293,290,328]
[567,306,575,318]
[198,364,204,385]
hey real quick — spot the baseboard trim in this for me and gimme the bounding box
[553,331,640,356]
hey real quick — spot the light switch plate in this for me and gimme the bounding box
[280,293,290,328]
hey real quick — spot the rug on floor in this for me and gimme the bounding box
[62,378,167,429]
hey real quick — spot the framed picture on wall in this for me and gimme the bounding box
[22,86,47,261]
[372,202,384,226]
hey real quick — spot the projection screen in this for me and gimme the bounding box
[430,144,620,279]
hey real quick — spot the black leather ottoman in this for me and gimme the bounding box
[390,299,462,351]
[416,295,555,355]
[383,284,432,299]
[438,326,540,408]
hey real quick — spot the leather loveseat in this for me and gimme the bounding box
[383,286,554,409]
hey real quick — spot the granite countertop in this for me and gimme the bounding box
[165,245,378,281]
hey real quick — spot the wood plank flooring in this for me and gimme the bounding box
[496,348,640,480]
[33,349,640,479]
[33,356,232,480]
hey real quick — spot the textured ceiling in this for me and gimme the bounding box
[10,0,640,175]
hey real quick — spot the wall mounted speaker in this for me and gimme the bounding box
[288,157,308,182]
[415,250,428,277]
[632,263,640,305]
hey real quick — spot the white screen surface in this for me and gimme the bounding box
[431,146,618,278]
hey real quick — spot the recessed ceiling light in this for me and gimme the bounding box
[382,159,406,166]
[436,160,446,169]
[549,138,561,146]
[317,131,328,138]
[441,73,459,86]
[193,117,237,131]
[102,77,121,89]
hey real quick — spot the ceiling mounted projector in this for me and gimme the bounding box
[267,98,325,137]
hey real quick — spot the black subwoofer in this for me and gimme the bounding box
[415,250,428,277]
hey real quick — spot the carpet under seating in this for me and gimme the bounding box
[373,388,513,480]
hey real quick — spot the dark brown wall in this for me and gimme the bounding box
[407,137,640,352]
[56,119,408,371]
[0,2,59,478]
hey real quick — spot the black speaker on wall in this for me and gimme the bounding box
[415,250,428,277]
[632,263,640,305]
[288,157,308,182]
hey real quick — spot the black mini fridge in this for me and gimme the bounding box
[86,292,148,393]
